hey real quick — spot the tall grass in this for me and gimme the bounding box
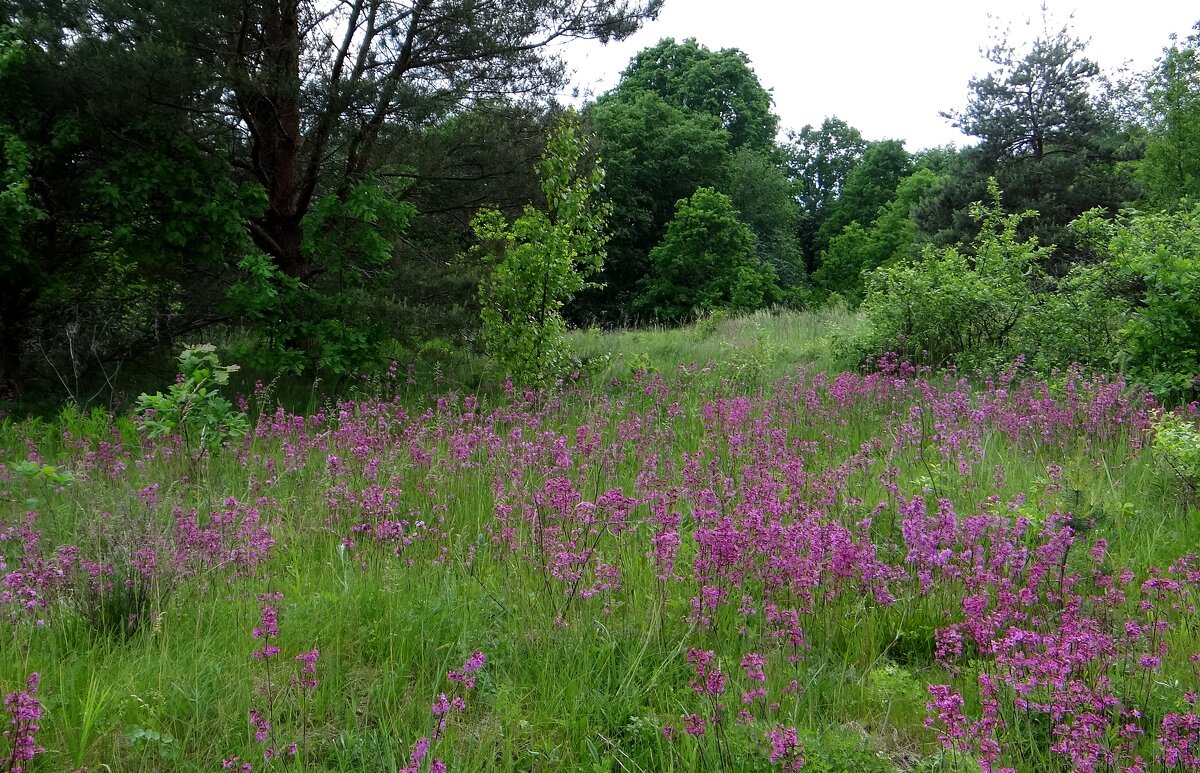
[569,306,864,387]
[1,309,1197,772]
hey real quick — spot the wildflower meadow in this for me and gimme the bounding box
[2,334,1199,771]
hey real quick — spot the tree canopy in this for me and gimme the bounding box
[1140,22,1200,208]
[636,187,778,322]
[0,0,661,390]
[580,36,794,322]
[921,19,1139,254]
[945,23,1102,163]
[610,37,779,151]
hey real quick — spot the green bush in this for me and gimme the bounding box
[1151,411,1200,493]
[227,179,415,377]
[850,182,1195,381]
[1075,206,1200,401]
[855,180,1050,369]
[1013,260,1132,373]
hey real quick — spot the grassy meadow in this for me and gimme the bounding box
[1,310,1199,772]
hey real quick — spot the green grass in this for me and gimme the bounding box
[569,306,864,387]
[1,307,1197,772]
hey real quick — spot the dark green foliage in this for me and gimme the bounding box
[0,19,256,400]
[582,91,733,320]
[68,563,159,641]
[388,103,554,345]
[909,145,987,247]
[227,179,416,376]
[924,20,1141,254]
[786,117,869,270]
[636,187,779,322]
[1139,22,1200,209]
[812,166,939,302]
[728,147,806,287]
[0,0,662,395]
[816,140,913,254]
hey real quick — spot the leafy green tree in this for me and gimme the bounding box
[581,91,733,320]
[472,112,609,382]
[728,147,805,287]
[1075,206,1200,400]
[786,117,868,269]
[576,37,790,322]
[611,37,778,151]
[0,31,41,393]
[0,20,255,399]
[816,140,912,253]
[812,222,870,299]
[134,0,656,284]
[1140,22,1200,209]
[637,187,778,322]
[813,168,938,302]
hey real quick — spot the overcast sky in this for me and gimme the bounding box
[560,1,1197,151]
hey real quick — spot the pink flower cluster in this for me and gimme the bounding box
[404,651,487,773]
[245,593,319,764]
[2,673,42,773]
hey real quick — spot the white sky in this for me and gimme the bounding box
[561,0,1198,150]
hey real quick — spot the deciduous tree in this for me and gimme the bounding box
[636,187,778,322]
[786,117,867,269]
[611,37,778,151]
[1140,21,1200,209]
[580,91,732,321]
[472,112,609,382]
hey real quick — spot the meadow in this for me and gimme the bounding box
[2,311,1199,772]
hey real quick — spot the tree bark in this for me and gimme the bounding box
[237,0,306,278]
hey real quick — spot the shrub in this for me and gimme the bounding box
[1013,260,1132,372]
[852,182,1176,378]
[135,344,249,461]
[637,187,779,322]
[1151,411,1200,493]
[1076,206,1200,401]
[855,180,1050,369]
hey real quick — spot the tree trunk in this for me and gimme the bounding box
[239,0,306,278]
